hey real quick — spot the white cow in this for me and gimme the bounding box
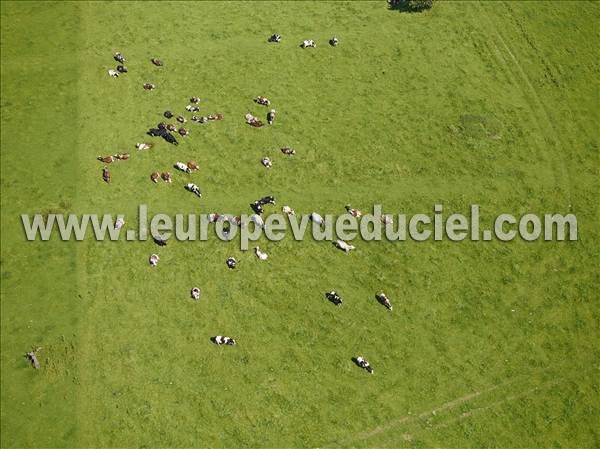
[191,287,201,300]
[136,143,151,151]
[250,214,264,228]
[381,214,394,225]
[108,69,119,78]
[255,246,268,260]
[335,240,355,252]
[301,39,316,48]
[282,205,295,215]
[115,217,125,230]
[149,254,160,267]
[310,212,324,226]
[261,157,273,168]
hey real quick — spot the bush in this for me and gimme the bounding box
[389,0,434,12]
[408,0,433,11]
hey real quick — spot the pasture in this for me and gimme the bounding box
[1,1,599,448]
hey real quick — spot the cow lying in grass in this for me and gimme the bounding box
[185,183,202,198]
[282,205,295,215]
[258,195,276,206]
[326,291,343,306]
[175,162,191,173]
[147,125,179,146]
[251,195,276,214]
[345,204,362,218]
[98,155,114,163]
[255,246,268,260]
[310,212,324,226]
[301,39,316,48]
[261,157,273,168]
[376,292,393,311]
[354,356,374,374]
[25,348,41,369]
[212,336,236,346]
[255,96,271,106]
[115,217,125,230]
[149,254,160,267]
[245,113,264,127]
[381,214,393,225]
[250,214,264,228]
[335,240,355,252]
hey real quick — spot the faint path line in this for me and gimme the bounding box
[323,364,599,448]
[502,1,594,144]
[432,377,563,430]
[482,1,573,204]
[322,377,516,448]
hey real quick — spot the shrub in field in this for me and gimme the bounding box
[408,0,433,11]
[389,0,434,12]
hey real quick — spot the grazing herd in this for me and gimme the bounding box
[46,38,385,375]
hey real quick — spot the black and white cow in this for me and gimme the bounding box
[212,336,236,345]
[376,292,393,311]
[191,287,201,300]
[355,356,374,374]
[325,291,343,306]
[114,52,125,63]
[25,348,41,369]
[185,183,202,198]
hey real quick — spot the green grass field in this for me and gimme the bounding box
[1,1,599,448]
